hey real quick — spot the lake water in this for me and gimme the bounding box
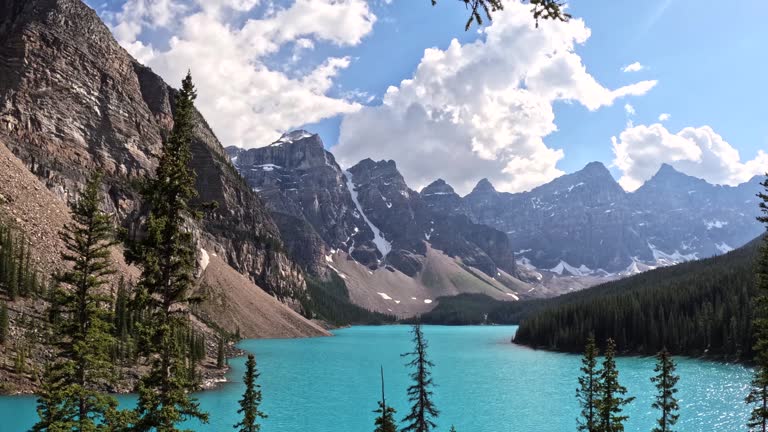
[0,325,754,431]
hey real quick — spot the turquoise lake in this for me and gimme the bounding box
[0,325,755,431]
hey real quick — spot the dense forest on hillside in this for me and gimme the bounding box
[513,236,764,360]
[304,273,397,326]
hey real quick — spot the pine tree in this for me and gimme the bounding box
[401,324,439,432]
[596,339,634,432]
[217,333,226,369]
[748,174,768,432]
[576,335,600,432]
[0,301,8,345]
[374,366,397,432]
[234,354,267,432]
[651,349,680,432]
[32,171,127,432]
[131,72,209,431]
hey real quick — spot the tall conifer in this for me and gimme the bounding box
[748,174,768,432]
[234,354,267,432]
[32,171,126,431]
[131,72,209,431]
[596,339,634,432]
[651,349,680,432]
[401,324,439,432]
[374,366,397,432]
[576,335,600,432]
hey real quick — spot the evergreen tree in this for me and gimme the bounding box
[32,171,127,432]
[374,366,397,432]
[651,349,680,432]
[576,335,600,432]
[401,324,439,432]
[0,301,8,345]
[748,174,768,432]
[217,334,226,369]
[131,72,209,431]
[596,339,634,432]
[234,354,267,432]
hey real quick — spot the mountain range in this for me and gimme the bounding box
[0,0,764,326]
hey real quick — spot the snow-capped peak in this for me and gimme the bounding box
[270,130,315,146]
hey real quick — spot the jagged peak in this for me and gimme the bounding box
[422,179,456,196]
[471,178,497,194]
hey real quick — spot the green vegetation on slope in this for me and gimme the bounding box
[513,236,763,360]
[304,273,396,326]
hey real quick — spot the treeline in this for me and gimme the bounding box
[304,273,397,326]
[514,236,762,360]
[0,222,48,299]
[413,293,534,325]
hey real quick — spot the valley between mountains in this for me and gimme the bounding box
[0,0,764,397]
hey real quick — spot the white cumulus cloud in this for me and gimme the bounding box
[333,2,657,194]
[104,0,375,148]
[621,61,645,73]
[612,123,768,191]
[658,113,671,121]
[624,103,636,116]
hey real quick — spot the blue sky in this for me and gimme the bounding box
[91,0,767,193]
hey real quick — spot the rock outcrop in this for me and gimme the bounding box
[0,0,306,302]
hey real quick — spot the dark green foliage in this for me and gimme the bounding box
[576,335,600,432]
[651,349,680,432]
[217,333,226,369]
[431,0,570,30]
[0,301,8,345]
[596,339,634,432]
[413,293,532,325]
[0,222,45,300]
[234,354,267,432]
[130,72,209,431]
[374,402,398,432]
[401,324,439,432]
[374,366,397,432]
[747,174,768,431]
[514,236,763,359]
[32,171,128,432]
[304,273,396,326]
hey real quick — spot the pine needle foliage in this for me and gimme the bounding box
[130,72,209,432]
[596,339,634,432]
[651,349,680,432]
[576,335,600,432]
[32,171,128,432]
[430,0,570,30]
[401,324,439,432]
[234,354,267,432]
[747,174,768,432]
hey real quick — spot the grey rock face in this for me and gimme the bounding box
[226,131,382,273]
[464,161,764,274]
[229,137,520,281]
[0,0,306,301]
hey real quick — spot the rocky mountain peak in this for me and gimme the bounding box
[472,178,497,194]
[422,179,455,196]
[271,129,319,146]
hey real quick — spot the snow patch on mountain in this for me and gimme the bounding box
[716,242,734,253]
[344,171,392,258]
[705,220,729,230]
[271,130,314,146]
[648,242,698,265]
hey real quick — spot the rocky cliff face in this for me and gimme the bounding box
[228,134,530,314]
[464,161,763,276]
[226,131,381,273]
[0,0,305,301]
